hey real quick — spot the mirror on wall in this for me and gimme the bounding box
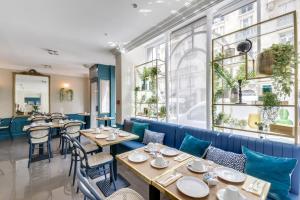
[100,80,110,114]
[14,70,50,116]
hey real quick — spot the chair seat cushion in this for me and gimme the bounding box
[31,137,48,144]
[88,153,113,167]
[179,134,211,157]
[83,143,99,153]
[119,141,145,151]
[243,146,297,200]
[142,129,165,145]
[206,146,246,172]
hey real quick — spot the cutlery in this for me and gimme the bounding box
[161,170,178,185]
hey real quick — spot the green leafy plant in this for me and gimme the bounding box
[158,106,167,118]
[261,92,280,124]
[146,96,158,104]
[265,43,295,98]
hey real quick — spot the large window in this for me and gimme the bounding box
[168,18,208,128]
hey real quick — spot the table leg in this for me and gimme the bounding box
[149,185,160,200]
[104,120,108,127]
[110,144,118,178]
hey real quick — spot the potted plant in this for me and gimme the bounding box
[139,68,150,90]
[261,92,280,126]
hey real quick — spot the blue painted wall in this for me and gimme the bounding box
[96,64,116,126]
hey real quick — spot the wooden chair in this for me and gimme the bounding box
[27,125,52,168]
[77,168,144,200]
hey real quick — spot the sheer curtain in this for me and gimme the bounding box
[168,18,208,128]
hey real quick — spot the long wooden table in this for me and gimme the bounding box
[23,120,85,131]
[117,145,271,200]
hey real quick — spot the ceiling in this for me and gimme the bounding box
[0,0,194,77]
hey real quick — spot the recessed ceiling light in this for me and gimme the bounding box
[45,49,59,55]
[156,0,164,3]
[139,9,152,13]
[171,10,177,14]
[184,2,191,7]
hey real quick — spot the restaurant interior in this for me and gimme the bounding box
[0,0,300,200]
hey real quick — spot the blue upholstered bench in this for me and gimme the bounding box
[117,118,300,199]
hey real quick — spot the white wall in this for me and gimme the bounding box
[0,68,90,118]
[115,46,146,124]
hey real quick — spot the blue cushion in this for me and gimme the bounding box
[142,129,165,144]
[131,122,149,142]
[243,146,297,200]
[119,141,145,151]
[179,134,211,157]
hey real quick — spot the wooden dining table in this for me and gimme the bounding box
[116,144,271,200]
[23,120,85,131]
[80,127,139,196]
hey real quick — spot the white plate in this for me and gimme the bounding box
[187,162,208,173]
[176,176,209,198]
[160,147,179,157]
[215,167,246,183]
[103,127,110,131]
[106,137,116,141]
[150,160,169,169]
[128,152,149,163]
[119,132,130,137]
[95,134,108,139]
[216,188,246,200]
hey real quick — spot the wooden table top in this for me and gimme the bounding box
[23,120,85,131]
[80,128,138,147]
[117,145,270,200]
[116,145,191,184]
[96,117,114,121]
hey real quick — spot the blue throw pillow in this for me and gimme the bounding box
[142,129,165,144]
[131,122,149,142]
[179,134,211,157]
[242,146,297,200]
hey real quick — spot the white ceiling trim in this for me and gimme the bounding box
[125,0,225,51]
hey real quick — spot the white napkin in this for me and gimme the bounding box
[157,172,183,187]
[242,176,266,196]
[174,153,191,162]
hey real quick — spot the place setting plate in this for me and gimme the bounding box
[160,147,179,157]
[119,132,130,137]
[214,167,246,183]
[150,160,169,169]
[187,161,208,173]
[95,134,108,139]
[176,176,209,198]
[128,152,149,163]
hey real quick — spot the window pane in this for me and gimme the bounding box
[169,18,207,128]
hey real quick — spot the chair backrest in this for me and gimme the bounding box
[27,126,51,142]
[51,112,63,117]
[77,168,101,200]
[31,116,47,123]
[73,139,89,168]
[63,121,82,135]
[51,116,64,123]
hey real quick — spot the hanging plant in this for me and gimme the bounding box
[266,43,295,98]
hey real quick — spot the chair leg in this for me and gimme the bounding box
[110,163,116,191]
[72,158,77,186]
[28,143,32,168]
[69,157,73,176]
[47,142,51,163]
[103,165,107,180]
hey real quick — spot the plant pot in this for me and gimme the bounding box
[257,50,273,75]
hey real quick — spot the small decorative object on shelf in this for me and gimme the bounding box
[212,11,297,142]
[237,39,252,54]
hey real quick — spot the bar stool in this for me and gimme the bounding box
[73,140,116,191]
[27,125,52,168]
